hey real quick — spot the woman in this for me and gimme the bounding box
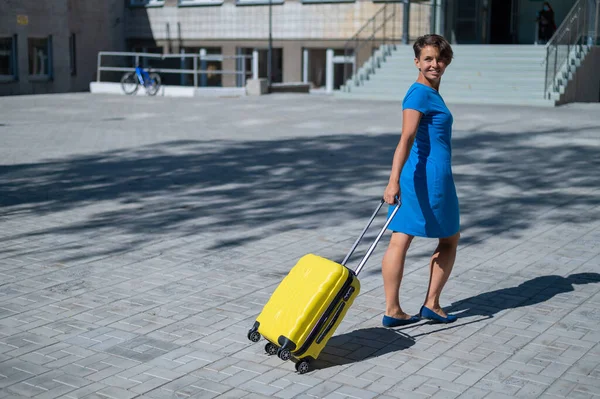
[537,2,557,44]
[381,34,460,327]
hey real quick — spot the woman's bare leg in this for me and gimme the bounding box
[382,232,414,318]
[423,232,460,316]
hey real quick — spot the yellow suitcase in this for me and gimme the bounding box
[248,199,401,374]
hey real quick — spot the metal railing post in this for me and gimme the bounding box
[544,45,549,97]
[97,53,101,82]
[383,4,387,45]
[193,55,198,88]
[343,47,348,86]
[241,55,247,87]
[402,0,410,44]
[392,3,396,47]
[180,48,186,86]
[553,46,558,91]
[567,26,572,73]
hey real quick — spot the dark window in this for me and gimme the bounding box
[0,36,17,78]
[69,33,77,76]
[129,0,165,6]
[28,37,52,76]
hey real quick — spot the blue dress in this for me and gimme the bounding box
[387,82,460,238]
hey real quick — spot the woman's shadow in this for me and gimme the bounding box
[445,272,600,318]
[313,273,600,369]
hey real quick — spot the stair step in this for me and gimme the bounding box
[350,87,546,98]
[334,91,556,107]
[367,75,546,85]
[341,44,580,107]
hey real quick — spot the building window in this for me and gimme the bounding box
[129,0,165,7]
[302,0,353,2]
[69,33,77,76]
[236,0,284,5]
[0,35,18,81]
[28,37,52,78]
[179,0,224,6]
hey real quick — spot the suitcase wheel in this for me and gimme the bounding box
[265,343,278,356]
[247,330,261,343]
[277,348,292,361]
[295,360,310,374]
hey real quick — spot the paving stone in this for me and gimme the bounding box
[0,94,599,399]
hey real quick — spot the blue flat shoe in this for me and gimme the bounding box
[382,314,420,328]
[419,306,457,324]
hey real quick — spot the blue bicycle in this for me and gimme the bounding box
[120,65,161,96]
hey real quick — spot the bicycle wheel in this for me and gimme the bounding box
[120,72,139,95]
[146,73,161,96]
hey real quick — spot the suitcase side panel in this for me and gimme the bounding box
[256,254,349,350]
[301,276,361,360]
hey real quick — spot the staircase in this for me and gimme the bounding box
[337,45,561,107]
[337,0,597,107]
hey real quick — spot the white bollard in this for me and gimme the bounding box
[200,48,207,87]
[252,50,259,80]
[303,48,309,83]
[326,49,334,93]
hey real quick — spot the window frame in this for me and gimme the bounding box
[236,0,284,6]
[129,0,165,7]
[69,33,77,76]
[178,0,224,6]
[28,36,53,81]
[0,35,18,82]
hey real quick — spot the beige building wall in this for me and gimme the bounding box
[127,1,403,40]
[0,0,125,96]
[124,0,432,87]
[1,0,432,94]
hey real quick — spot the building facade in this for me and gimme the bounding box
[123,0,434,89]
[1,0,585,95]
[0,0,125,96]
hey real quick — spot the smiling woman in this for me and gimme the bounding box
[380,34,461,327]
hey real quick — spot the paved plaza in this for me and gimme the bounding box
[0,92,599,399]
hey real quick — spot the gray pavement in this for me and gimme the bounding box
[0,92,599,399]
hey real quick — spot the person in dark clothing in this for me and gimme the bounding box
[537,1,557,43]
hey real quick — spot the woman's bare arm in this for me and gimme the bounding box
[383,109,423,204]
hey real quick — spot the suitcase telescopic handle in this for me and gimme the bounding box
[341,197,401,276]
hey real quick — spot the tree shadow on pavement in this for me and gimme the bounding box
[446,272,600,318]
[310,327,415,370]
[1,124,599,262]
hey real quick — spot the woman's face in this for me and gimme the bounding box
[415,45,448,81]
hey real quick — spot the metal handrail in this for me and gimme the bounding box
[96,51,255,87]
[543,0,593,97]
[342,2,400,87]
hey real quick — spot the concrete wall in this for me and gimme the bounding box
[0,0,125,96]
[559,46,600,104]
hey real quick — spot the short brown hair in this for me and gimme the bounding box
[413,34,453,64]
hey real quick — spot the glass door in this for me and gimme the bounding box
[454,0,482,43]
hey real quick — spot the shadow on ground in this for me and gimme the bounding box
[447,272,600,318]
[1,125,599,261]
[311,327,415,369]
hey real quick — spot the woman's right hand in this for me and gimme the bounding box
[383,181,400,205]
